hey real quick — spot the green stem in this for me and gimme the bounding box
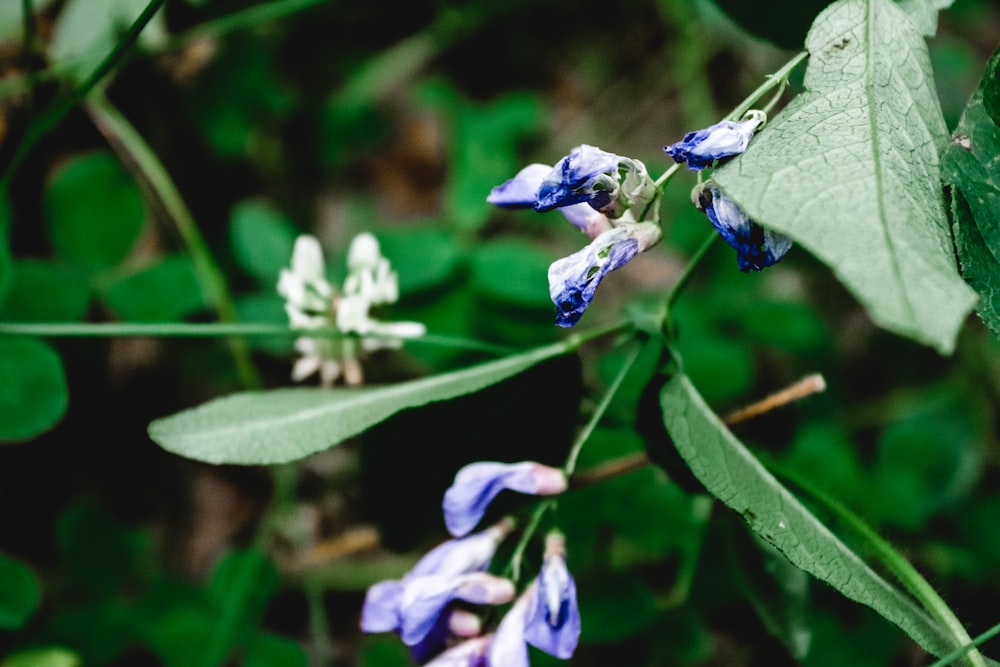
[563,341,644,477]
[0,0,167,190]
[21,0,35,56]
[507,500,553,583]
[84,90,261,389]
[768,460,985,667]
[165,0,328,49]
[665,231,718,318]
[727,50,808,122]
[928,619,1000,667]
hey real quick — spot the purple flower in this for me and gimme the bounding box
[444,462,567,538]
[487,589,532,667]
[664,110,766,171]
[488,145,658,231]
[361,521,515,651]
[696,183,792,272]
[488,163,612,239]
[523,533,580,659]
[423,635,492,667]
[547,221,662,327]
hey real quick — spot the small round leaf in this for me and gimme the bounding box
[0,338,68,442]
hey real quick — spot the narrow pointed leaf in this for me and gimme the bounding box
[942,46,1000,336]
[148,341,570,464]
[715,0,975,354]
[660,371,965,660]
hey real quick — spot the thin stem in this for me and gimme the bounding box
[507,500,554,584]
[723,373,827,425]
[166,0,327,49]
[665,231,718,315]
[0,0,167,190]
[84,90,261,389]
[928,619,1000,667]
[727,50,808,122]
[21,0,35,56]
[305,573,335,666]
[564,341,644,477]
[769,460,986,667]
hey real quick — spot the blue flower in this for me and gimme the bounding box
[523,533,580,659]
[696,183,792,272]
[443,462,568,538]
[664,110,766,171]
[548,221,662,327]
[361,521,515,652]
[488,146,658,230]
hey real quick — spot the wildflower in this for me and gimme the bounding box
[423,635,492,667]
[361,521,515,651]
[548,221,662,327]
[664,110,767,171]
[523,533,580,659]
[443,462,568,538]
[488,163,612,239]
[277,233,425,386]
[695,183,792,272]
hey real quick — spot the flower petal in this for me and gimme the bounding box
[443,462,567,537]
[487,164,552,208]
[488,593,531,667]
[523,558,580,658]
[360,579,405,633]
[400,573,514,646]
[408,520,513,580]
[696,184,791,272]
[535,145,620,212]
[664,113,764,171]
[423,635,492,667]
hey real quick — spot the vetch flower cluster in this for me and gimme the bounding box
[489,145,661,327]
[362,460,581,665]
[277,233,425,386]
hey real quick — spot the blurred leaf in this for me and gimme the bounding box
[0,647,80,667]
[234,292,290,355]
[376,227,464,297]
[102,255,206,322]
[577,572,660,643]
[49,0,166,81]
[0,337,68,442]
[190,38,296,159]
[0,260,90,323]
[781,423,867,509]
[56,502,147,598]
[942,46,1000,336]
[0,193,12,307]
[715,0,976,354]
[148,340,572,464]
[470,239,552,310]
[675,333,754,406]
[244,633,308,667]
[0,553,41,630]
[141,605,217,667]
[737,299,831,355]
[360,635,417,667]
[871,413,981,530]
[229,201,298,285]
[208,549,278,650]
[660,370,964,659]
[804,606,899,667]
[44,151,146,274]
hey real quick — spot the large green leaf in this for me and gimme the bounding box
[659,371,968,661]
[942,46,1000,335]
[148,341,572,464]
[714,0,976,354]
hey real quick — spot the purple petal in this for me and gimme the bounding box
[697,184,791,272]
[535,145,620,212]
[487,164,551,208]
[664,118,759,171]
[443,462,567,538]
[547,226,643,328]
[400,573,514,647]
[360,580,405,633]
[423,636,492,667]
[409,521,512,579]
[488,594,531,667]
[523,565,580,658]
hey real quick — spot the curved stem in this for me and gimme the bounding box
[665,231,718,321]
[928,620,1000,667]
[727,50,808,122]
[85,90,261,388]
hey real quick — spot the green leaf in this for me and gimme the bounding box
[470,239,553,311]
[659,370,964,659]
[102,255,207,322]
[148,340,572,464]
[577,572,660,643]
[0,647,81,667]
[895,0,953,36]
[714,0,976,354]
[942,46,1000,335]
[0,553,41,630]
[49,0,166,82]
[229,201,298,286]
[375,227,464,297]
[206,550,278,662]
[45,151,146,274]
[0,338,68,442]
[243,633,308,667]
[0,260,90,323]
